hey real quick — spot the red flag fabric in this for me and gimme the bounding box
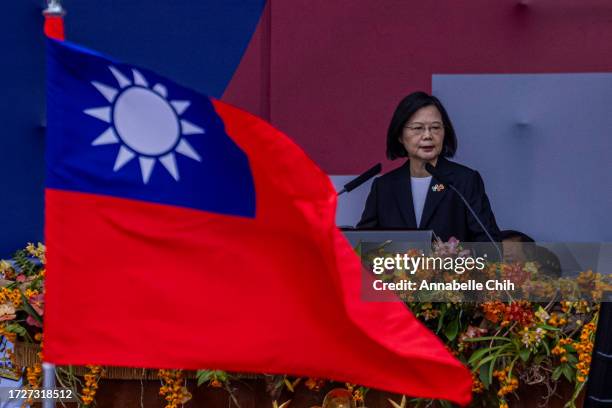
[43,14,65,41]
[43,38,472,405]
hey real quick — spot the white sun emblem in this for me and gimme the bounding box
[84,66,204,184]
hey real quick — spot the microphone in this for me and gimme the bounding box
[337,163,382,196]
[425,163,502,260]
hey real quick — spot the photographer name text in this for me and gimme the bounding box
[372,279,515,292]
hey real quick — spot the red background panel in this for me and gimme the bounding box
[223,0,612,173]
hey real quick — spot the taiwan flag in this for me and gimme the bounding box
[43,39,472,405]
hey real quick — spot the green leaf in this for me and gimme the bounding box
[479,363,491,389]
[562,365,574,383]
[4,323,27,337]
[474,353,513,370]
[217,370,229,382]
[552,366,562,381]
[534,354,545,366]
[13,250,35,276]
[488,345,511,385]
[196,370,213,386]
[537,324,561,331]
[519,348,530,362]
[542,339,551,356]
[29,276,44,291]
[444,317,459,341]
[567,354,578,364]
[469,347,494,365]
[463,336,512,343]
[436,305,447,334]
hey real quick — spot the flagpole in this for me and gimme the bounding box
[40,362,56,408]
[42,2,64,407]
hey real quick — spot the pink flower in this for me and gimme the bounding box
[26,315,42,328]
[463,325,488,339]
[433,237,462,256]
[29,294,44,316]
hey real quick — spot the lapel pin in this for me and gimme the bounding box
[431,183,445,192]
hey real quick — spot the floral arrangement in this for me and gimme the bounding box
[0,244,46,387]
[0,242,608,408]
[364,238,608,408]
[408,299,598,408]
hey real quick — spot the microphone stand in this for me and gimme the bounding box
[425,163,503,261]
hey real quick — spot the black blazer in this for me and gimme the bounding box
[357,157,501,243]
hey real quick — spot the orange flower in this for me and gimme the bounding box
[158,369,191,408]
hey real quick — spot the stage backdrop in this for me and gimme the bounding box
[2,0,265,255]
[2,0,612,255]
[224,0,612,241]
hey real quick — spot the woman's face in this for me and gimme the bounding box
[399,105,445,163]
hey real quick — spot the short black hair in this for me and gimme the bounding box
[386,91,458,160]
[500,230,535,243]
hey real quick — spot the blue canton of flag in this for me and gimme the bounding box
[46,39,255,218]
